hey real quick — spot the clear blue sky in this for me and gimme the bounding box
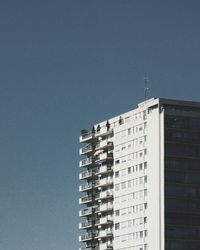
[0,1,200,250]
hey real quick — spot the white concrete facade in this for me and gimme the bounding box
[79,97,200,250]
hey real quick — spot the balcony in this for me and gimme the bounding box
[80,157,93,168]
[79,218,101,229]
[79,220,93,229]
[96,165,112,175]
[79,208,93,217]
[98,229,113,238]
[98,190,113,200]
[95,127,113,138]
[95,153,113,163]
[79,195,93,204]
[80,130,95,143]
[79,233,93,242]
[96,141,113,151]
[79,206,100,217]
[96,178,113,188]
[99,203,113,213]
[99,216,113,225]
[80,144,93,155]
[79,231,100,242]
[79,183,93,192]
[99,243,113,250]
[79,170,93,180]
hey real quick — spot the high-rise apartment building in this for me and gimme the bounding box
[79,98,200,250]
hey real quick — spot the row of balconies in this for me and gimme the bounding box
[80,127,113,143]
[79,203,113,217]
[79,190,113,205]
[79,165,113,180]
[79,178,113,192]
[80,153,113,168]
[80,141,113,156]
[79,215,113,229]
[79,229,113,242]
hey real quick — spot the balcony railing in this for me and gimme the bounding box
[99,243,113,250]
[96,178,113,187]
[80,157,93,167]
[99,216,113,225]
[79,231,99,242]
[80,131,95,143]
[79,221,93,229]
[79,183,93,192]
[96,141,113,151]
[79,206,100,217]
[95,153,113,163]
[98,229,113,238]
[98,190,113,200]
[95,165,112,175]
[99,203,113,212]
[79,208,93,217]
[79,233,93,242]
[79,195,93,204]
[95,127,113,138]
[80,144,93,155]
[79,170,93,180]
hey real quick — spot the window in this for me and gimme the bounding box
[115,160,120,165]
[115,171,119,178]
[121,221,126,229]
[143,111,147,120]
[115,223,120,230]
[121,146,126,150]
[122,169,126,176]
[115,184,120,191]
[139,218,143,224]
[121,208,126,215]
[121,182,126,189]
[128,167,131,174]
[127,207,131,214]
[115,236,120,243]
[121,235,126,242]
[128,220,132,227]
[144,162,147,169]
[115,210,120,216]
[121,156,126,163]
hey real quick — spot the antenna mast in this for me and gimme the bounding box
[144,73,149,101]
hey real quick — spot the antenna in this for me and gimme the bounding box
[144,73,149,101]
